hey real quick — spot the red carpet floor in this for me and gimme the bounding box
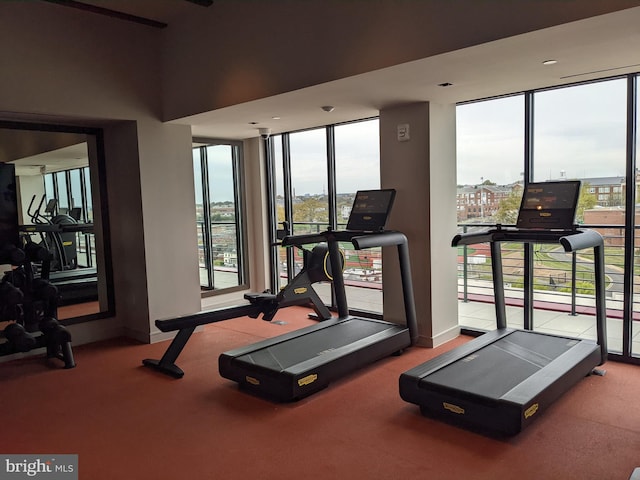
[1,307,639,479]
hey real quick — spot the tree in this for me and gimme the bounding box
[294,197,328,224]
[494,189,523,225]
[576,182,597,223]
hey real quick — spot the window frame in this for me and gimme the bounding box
[192,138,248,294]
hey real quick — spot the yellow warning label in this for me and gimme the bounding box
[443,402,465,415]
[524,403,539,419]
[245,376,260,386]
[294,287,308,295]
[298,374,318,386]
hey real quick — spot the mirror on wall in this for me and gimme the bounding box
[0,121,113,323]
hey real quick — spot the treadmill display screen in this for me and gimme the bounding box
[346,189,396,231]
[516,181,580,230]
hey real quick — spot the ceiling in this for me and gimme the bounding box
[180,5,640,139]
[45,0,211,27]
[8,2,640,168]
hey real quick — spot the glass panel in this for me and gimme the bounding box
[456,95,525,329]
[83,167,93,222]
[192,148,209,288]
[206,144,240,290]
[54,172,69,213]
[289,129,328,235]
[534,79,627,350]
[44,175,54,202]
[287,129,329,305]
[634,75,640,358]
[272,135,289,291]
[69,170,82,212]
[335,119,382,313]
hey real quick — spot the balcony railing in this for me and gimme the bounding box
[196,220,241,290]
[457,222,637,320]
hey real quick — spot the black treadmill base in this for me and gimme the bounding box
[220,316,411,402]
[400,329,602,436]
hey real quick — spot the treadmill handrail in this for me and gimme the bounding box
[282,229,406,249]
[452,226,607,365]
[283,228,418,345]
[281,231,329,247]
[559,229,603,252]
[452,227,602,252]
[352,231,407,249]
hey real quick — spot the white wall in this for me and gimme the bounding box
[380,102,458,347]
[0,3,199,344]
[15,175,45,225]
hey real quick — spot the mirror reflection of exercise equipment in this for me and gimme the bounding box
[0,164,75,368]
[20,194,97,306]
[0,123,112,322]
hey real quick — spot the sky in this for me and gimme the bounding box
[195,77,637,202]
[456,77,630,186]
[278,119,380,196]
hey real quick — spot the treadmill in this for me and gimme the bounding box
[399,181,608,436]
[219,189,418,402]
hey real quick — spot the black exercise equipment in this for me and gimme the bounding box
[399,225,607,436]
[0,169,75,369]
[20,194,98,305]
[218,196,418,401]
[21,194,86,272]
[0,242,76,369]
[4,322,37,352]
[142,233,340,379]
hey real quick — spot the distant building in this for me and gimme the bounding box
[456,175,637,223]
[582,206,639,246]
[456,184,513,221]
[579,176,626,207]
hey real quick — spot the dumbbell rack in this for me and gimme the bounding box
[0,242,75,369]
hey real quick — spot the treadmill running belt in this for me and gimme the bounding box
[235,319,394,371]
[424,331,579,399]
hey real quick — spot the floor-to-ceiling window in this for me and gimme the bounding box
[289,128,330,233]
[632,75,640,358]
[270,118,382,315]
[334,119,381,311]
[193,141,246,292]
[456,95,525,330]
[456,74,639,363]
[533,79,627,351]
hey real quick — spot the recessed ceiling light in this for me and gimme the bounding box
[321,106,335,112]
[272,116,281,120]
[542,60,558,65]
[249,121,258,125]
[438,82,453,87]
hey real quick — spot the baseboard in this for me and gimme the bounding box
[416,324,461,348]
